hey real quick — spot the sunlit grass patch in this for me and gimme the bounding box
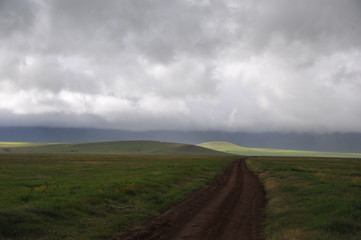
[199,141,361,158]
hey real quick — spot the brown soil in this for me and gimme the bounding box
[114,159,265,240]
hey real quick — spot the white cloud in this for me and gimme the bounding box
[0,0,361,132]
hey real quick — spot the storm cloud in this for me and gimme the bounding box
[1,0,361,132]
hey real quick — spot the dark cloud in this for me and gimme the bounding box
[0,0,37,37]
[0,0,361,132]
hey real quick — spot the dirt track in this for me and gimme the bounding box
[116,159,265,240]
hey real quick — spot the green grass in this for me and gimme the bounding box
[0,142,48,148]
[198,141,361,158]
[0,141,228,155]
[247,156,361,240]
[201,141,361,239]
[4,140,361,240]
[0,153,238,240]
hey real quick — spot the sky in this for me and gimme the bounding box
[1,0,361,133]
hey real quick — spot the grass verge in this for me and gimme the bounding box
[0,153,237,240]
[247,156,361,240]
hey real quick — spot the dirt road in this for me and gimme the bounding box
[116,159,265,240]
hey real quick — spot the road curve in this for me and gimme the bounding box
[116,159,265,240]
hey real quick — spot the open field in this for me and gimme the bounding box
[247,156,361,240]
[2,140,361,240]
[0,141,228,155]
[117,159,264,240]
[199,141,361,158]
[0,153,237,240]
[200,141,361,239]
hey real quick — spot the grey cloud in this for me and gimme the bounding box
[0,0,37,38]
[1,0,361,132]
[245,0,361,55]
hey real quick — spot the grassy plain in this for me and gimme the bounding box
[247,156,361,240]
[3,140,361,240]
[0,153,238,240]
[199,141,361,158]
[0,141,228,155]
[201,141,361,239]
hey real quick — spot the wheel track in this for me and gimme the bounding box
[115,159,265,240]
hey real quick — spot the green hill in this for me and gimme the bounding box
[198,141,361,158]
[0,140,230,155]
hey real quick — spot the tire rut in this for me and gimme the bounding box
[115,159,265,240]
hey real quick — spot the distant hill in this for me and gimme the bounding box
[0,140,230,155]
[3,127,361,153]
[198,141,361,158]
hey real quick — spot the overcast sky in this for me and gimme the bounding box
[0,0,361,132]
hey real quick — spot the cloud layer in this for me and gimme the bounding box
[1,0,361,132]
